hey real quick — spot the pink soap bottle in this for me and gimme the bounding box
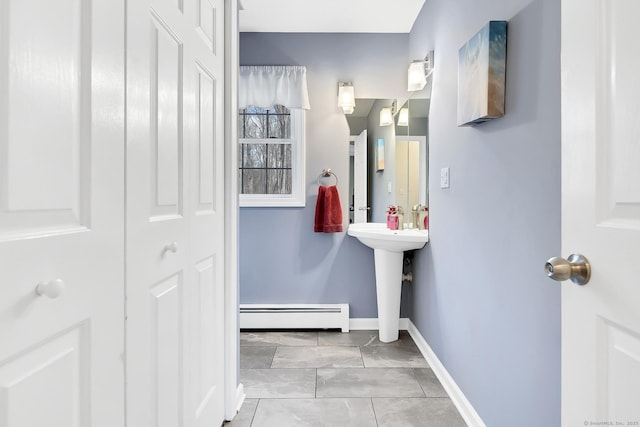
[387,215,396,230]
[424,207,429,229]
[386,205,397,229]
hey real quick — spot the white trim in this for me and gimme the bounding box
[224,384,245,423]
[406,320,486,427]
[235,384,246,414]
[349,317,410,330]
[239,109,306,207]
[223,0,240,422]
[240,304,349,332]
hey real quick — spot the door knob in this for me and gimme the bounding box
[35,279,65,298]
[545,254,591,285]
[163,241,179,255]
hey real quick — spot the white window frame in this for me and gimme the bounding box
[239,108,306,207]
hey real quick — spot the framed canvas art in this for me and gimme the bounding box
[376,138,385,171]
[457,21,508,127]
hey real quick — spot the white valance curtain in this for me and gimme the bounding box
[239,65,311,110]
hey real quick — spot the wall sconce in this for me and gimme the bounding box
[338,82,355,114]
[380,107,394,127]
[397,107,409,126]
[408,51,434,91]
[379,100,397,127]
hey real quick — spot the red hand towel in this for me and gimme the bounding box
[314,185,343,233]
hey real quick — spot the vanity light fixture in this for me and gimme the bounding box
[379,100,397,127]
[380,99,398,126]
[397,107,409,126]
[380,107,394,127]
[338,82,356,114]
[408,51,434,91]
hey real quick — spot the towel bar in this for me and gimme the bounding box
[317,168,338,186]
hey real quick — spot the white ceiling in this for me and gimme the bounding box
[239,0,426,33]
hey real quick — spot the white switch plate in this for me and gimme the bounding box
[440,167,450,188]
[388,181,392,193]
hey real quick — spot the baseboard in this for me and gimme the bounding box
[349,318,410,330]
[407,320,486,427]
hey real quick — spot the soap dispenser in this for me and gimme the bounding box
[417,206,429,230]
[396,206,404,230]
[386,205,397,229]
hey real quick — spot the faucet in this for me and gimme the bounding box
[411,204,423,229]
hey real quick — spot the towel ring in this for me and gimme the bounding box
[317,168,338,186]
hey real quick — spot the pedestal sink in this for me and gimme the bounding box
[348,222,429,342]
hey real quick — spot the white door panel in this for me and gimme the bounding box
[0,0,125,425]
[0,326,88,427]
[189,0,226,424]
[562,0,640,423]
[127,0,225,424]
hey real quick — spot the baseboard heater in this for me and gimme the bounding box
[239,304,349,332]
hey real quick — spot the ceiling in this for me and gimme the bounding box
[239,0,426,33]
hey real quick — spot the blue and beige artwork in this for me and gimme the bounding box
[457,21,507,126]
[376,138,385,171]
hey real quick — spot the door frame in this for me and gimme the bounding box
[351,130,368,223]
[223,0,242,420]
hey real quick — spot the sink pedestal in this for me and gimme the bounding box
[347,223,428,344]
[374,249,404,343]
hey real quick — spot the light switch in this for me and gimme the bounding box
[440,168,450,189]
[388,181,392,193]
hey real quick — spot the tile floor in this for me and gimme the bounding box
[225,330,467,427]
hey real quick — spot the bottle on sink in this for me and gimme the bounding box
[386,205,398,230]
[396,206,404,230]
[417,206,429,230]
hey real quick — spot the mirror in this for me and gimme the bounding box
[346,96,429,225]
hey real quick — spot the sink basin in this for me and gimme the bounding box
[348,222,429,343]
[347,222,428,252]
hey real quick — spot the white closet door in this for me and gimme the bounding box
[125,0,226,425]
[186,0,226,424]
[0,0,125,426]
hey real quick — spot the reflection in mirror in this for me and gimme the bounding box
[395,98,429,215]
[346,97,429,225]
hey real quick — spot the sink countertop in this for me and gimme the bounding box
[347,222,429,252]
[348,222,429,241]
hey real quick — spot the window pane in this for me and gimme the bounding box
[240,105,290,139]
[244,113,267,139]
[242,169,267,194]
[267,144,291,168]
[267,169,292,194]
[271,105,288,115]
[241,144,266,168]
[268,113,290,139]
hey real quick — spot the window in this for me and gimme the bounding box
[238,105,306,207]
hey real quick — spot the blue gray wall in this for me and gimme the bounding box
[238,33,407,317]
[407,0,561,426]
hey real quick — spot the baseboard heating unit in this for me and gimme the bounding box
[239,304,349,332]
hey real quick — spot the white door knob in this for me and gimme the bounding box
[36,279,65,298]
[163,241,179,254]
